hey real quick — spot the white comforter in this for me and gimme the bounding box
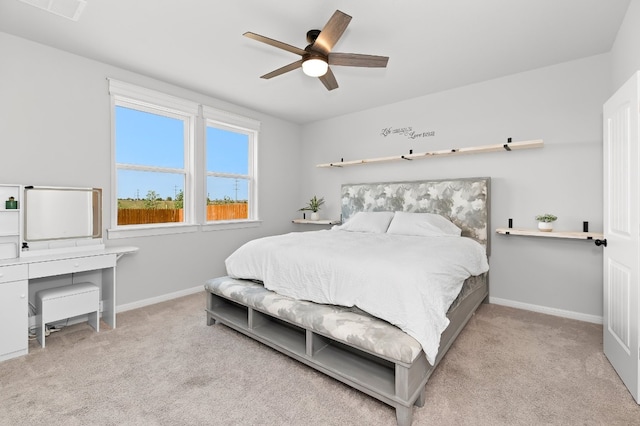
[225,230,489,364]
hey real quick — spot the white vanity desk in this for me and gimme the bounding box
[0,246,137,362]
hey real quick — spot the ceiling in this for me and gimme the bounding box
[0,0,631,124]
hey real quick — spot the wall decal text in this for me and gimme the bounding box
[380,126,436,140]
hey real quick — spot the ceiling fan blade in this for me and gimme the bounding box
[328,52,389,68]
[260,59,304,79]
[243,32,307,56]
[313,10,352,56]
[319,67,339,91]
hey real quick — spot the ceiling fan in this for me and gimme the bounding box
[243,10,389,91]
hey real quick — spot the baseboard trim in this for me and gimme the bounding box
[27,286,204,329]
[116,285,204,313]
[489,297,603,325]
[36,289,603,327]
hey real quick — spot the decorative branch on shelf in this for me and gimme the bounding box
[316,139,543,168]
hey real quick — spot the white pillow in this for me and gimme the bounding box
[334,211,395,233]
[386,212,461,237]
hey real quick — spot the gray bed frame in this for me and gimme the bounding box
[205,177,490,425]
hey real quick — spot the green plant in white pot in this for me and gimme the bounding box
[299,196,325,221]
[535,213,557,232]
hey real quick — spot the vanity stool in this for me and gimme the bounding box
[36,282,100,348]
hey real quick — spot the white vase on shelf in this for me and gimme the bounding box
[310,212,320,221]
[538,222,553,232]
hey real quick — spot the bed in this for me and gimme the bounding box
[205,177,490,425]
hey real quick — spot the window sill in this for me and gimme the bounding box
[107,220,262,239]
[108,224,199,239]
[201,220,262,232]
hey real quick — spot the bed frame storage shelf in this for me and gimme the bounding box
[251,310,307,357]
[207,294,249,329]
[310,336,397,397]
[316,139,543,168]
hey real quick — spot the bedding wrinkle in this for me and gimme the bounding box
[225,230,489,364]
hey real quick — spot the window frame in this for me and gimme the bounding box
[107,79,260,239]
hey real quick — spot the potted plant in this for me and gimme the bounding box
[535,213,557,232]
[299,196,325,221]
[5,196,18,209]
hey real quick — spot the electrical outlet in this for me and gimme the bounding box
[99,300,103,312]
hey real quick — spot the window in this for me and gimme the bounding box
[114,104,190,226]
[203,106,258,223]
[108,80,259,238]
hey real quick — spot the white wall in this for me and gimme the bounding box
[300,54,610,322]
[0,32,302,308]
[611,0,640,91]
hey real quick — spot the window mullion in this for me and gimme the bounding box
[184,113,196,224]
[206,172,250,180]
[117,163,186,174]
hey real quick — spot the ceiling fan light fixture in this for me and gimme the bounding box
[302,57,328,77]
[245,10,388,90]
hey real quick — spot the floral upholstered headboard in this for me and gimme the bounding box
[340,177,491,251]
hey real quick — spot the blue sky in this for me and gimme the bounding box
[115,106,248,201]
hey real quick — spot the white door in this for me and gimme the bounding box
[603,71,639,403]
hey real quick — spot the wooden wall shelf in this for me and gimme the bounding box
[292,219,341,225]
[496,227,604,241]
[317,139,543,168]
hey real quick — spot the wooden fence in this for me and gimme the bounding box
[207,203,248,221]
[118,203,248,225]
